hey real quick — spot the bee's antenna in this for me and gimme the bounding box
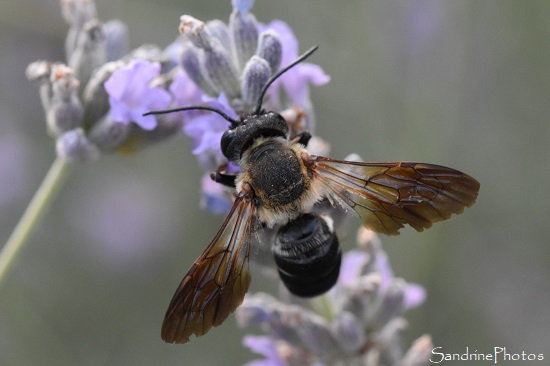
[144,46,319,125]
[143,105,239,128]
[253,45,319,115]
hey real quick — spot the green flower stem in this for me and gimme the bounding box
[0,156,72,289]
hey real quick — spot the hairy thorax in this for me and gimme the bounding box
[237,137,323,226]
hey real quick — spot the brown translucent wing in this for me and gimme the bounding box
[161,194,256,343]
[311,156,480,235]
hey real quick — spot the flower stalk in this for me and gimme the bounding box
[0,156,72,288]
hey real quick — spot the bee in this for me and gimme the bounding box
[145,46,480,344]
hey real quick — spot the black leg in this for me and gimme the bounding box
[290,131,312,147]
[210,170,237,188]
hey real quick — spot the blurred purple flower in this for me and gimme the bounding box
[403,283,427,309]
[182,94,235,156]
[233,0,255,14]
[105,60,171,130]
[374,249,426,309]
[243,336,285,366]
[238,229,430,365]
[200,174,233,214]
[261,20,330,107]
[337,249,369,287]
[169,70,203,112]
[68,179,175,268]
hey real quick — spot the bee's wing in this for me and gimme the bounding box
[311,156,480,235]
[161,193,256,343]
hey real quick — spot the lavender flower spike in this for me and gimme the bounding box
[238,228,430,365]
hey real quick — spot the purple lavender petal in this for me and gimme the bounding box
[260,20,329,108]
[261,20,297,66]
[281,63,330,106]
[374,250,395,292]
[202,92,238,121]
[242,336,285,366]
[200,174,232,214]
[232,0,255,14]
[182,93,236,157]
[183,114,228,155]
[403,283,427,310]
[226,161,241,174]
[105,60,171,130]
[338,250,369,286]
[170,70,204,109]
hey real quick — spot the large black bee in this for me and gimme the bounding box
[146,46,480,344]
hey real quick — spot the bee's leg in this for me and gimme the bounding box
[210,170,237,188]
[290,132,312,147]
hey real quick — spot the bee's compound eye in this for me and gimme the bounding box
[221,129,237,161]
[272,213,341,298]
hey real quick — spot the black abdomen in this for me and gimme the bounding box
[247,140,305,206]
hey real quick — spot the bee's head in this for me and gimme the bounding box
[220,111,288,162]
[144,46,318,162]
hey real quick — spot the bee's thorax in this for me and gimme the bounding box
[236,137,323,226]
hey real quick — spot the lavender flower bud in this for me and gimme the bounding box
[103,19,129,62]
[340,275,380,322]
[229,10,259,70]
[235,295,273,327]
[68,19,106,85]
[241,56,270,109]
[373,280,406,329]
[50,63,79,100]
[375,318,407,365]
[205,20,231,52]
[232,0,255,13]
[400,335,433,366]
[203,42,241,98]
[61,0,98,58]
[257,31,282,73]
[25,60,52,83]
[294,312,338,358]
[331,311,366,355]
[60,0,97,26]
[180,16,240,97]
[125,44,165,63]
[87,114,130,152]
[179,15,213,50]
[56,128,99,161]
[180,46,217,96]
[356,226,382,250]
[26,60,53,113]
[82,61,121,126]
[46,64,83,136]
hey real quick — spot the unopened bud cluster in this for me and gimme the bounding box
[27,0,328,170]
[237,227,432,366]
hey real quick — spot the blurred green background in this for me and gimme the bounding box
[1,0,549,365]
